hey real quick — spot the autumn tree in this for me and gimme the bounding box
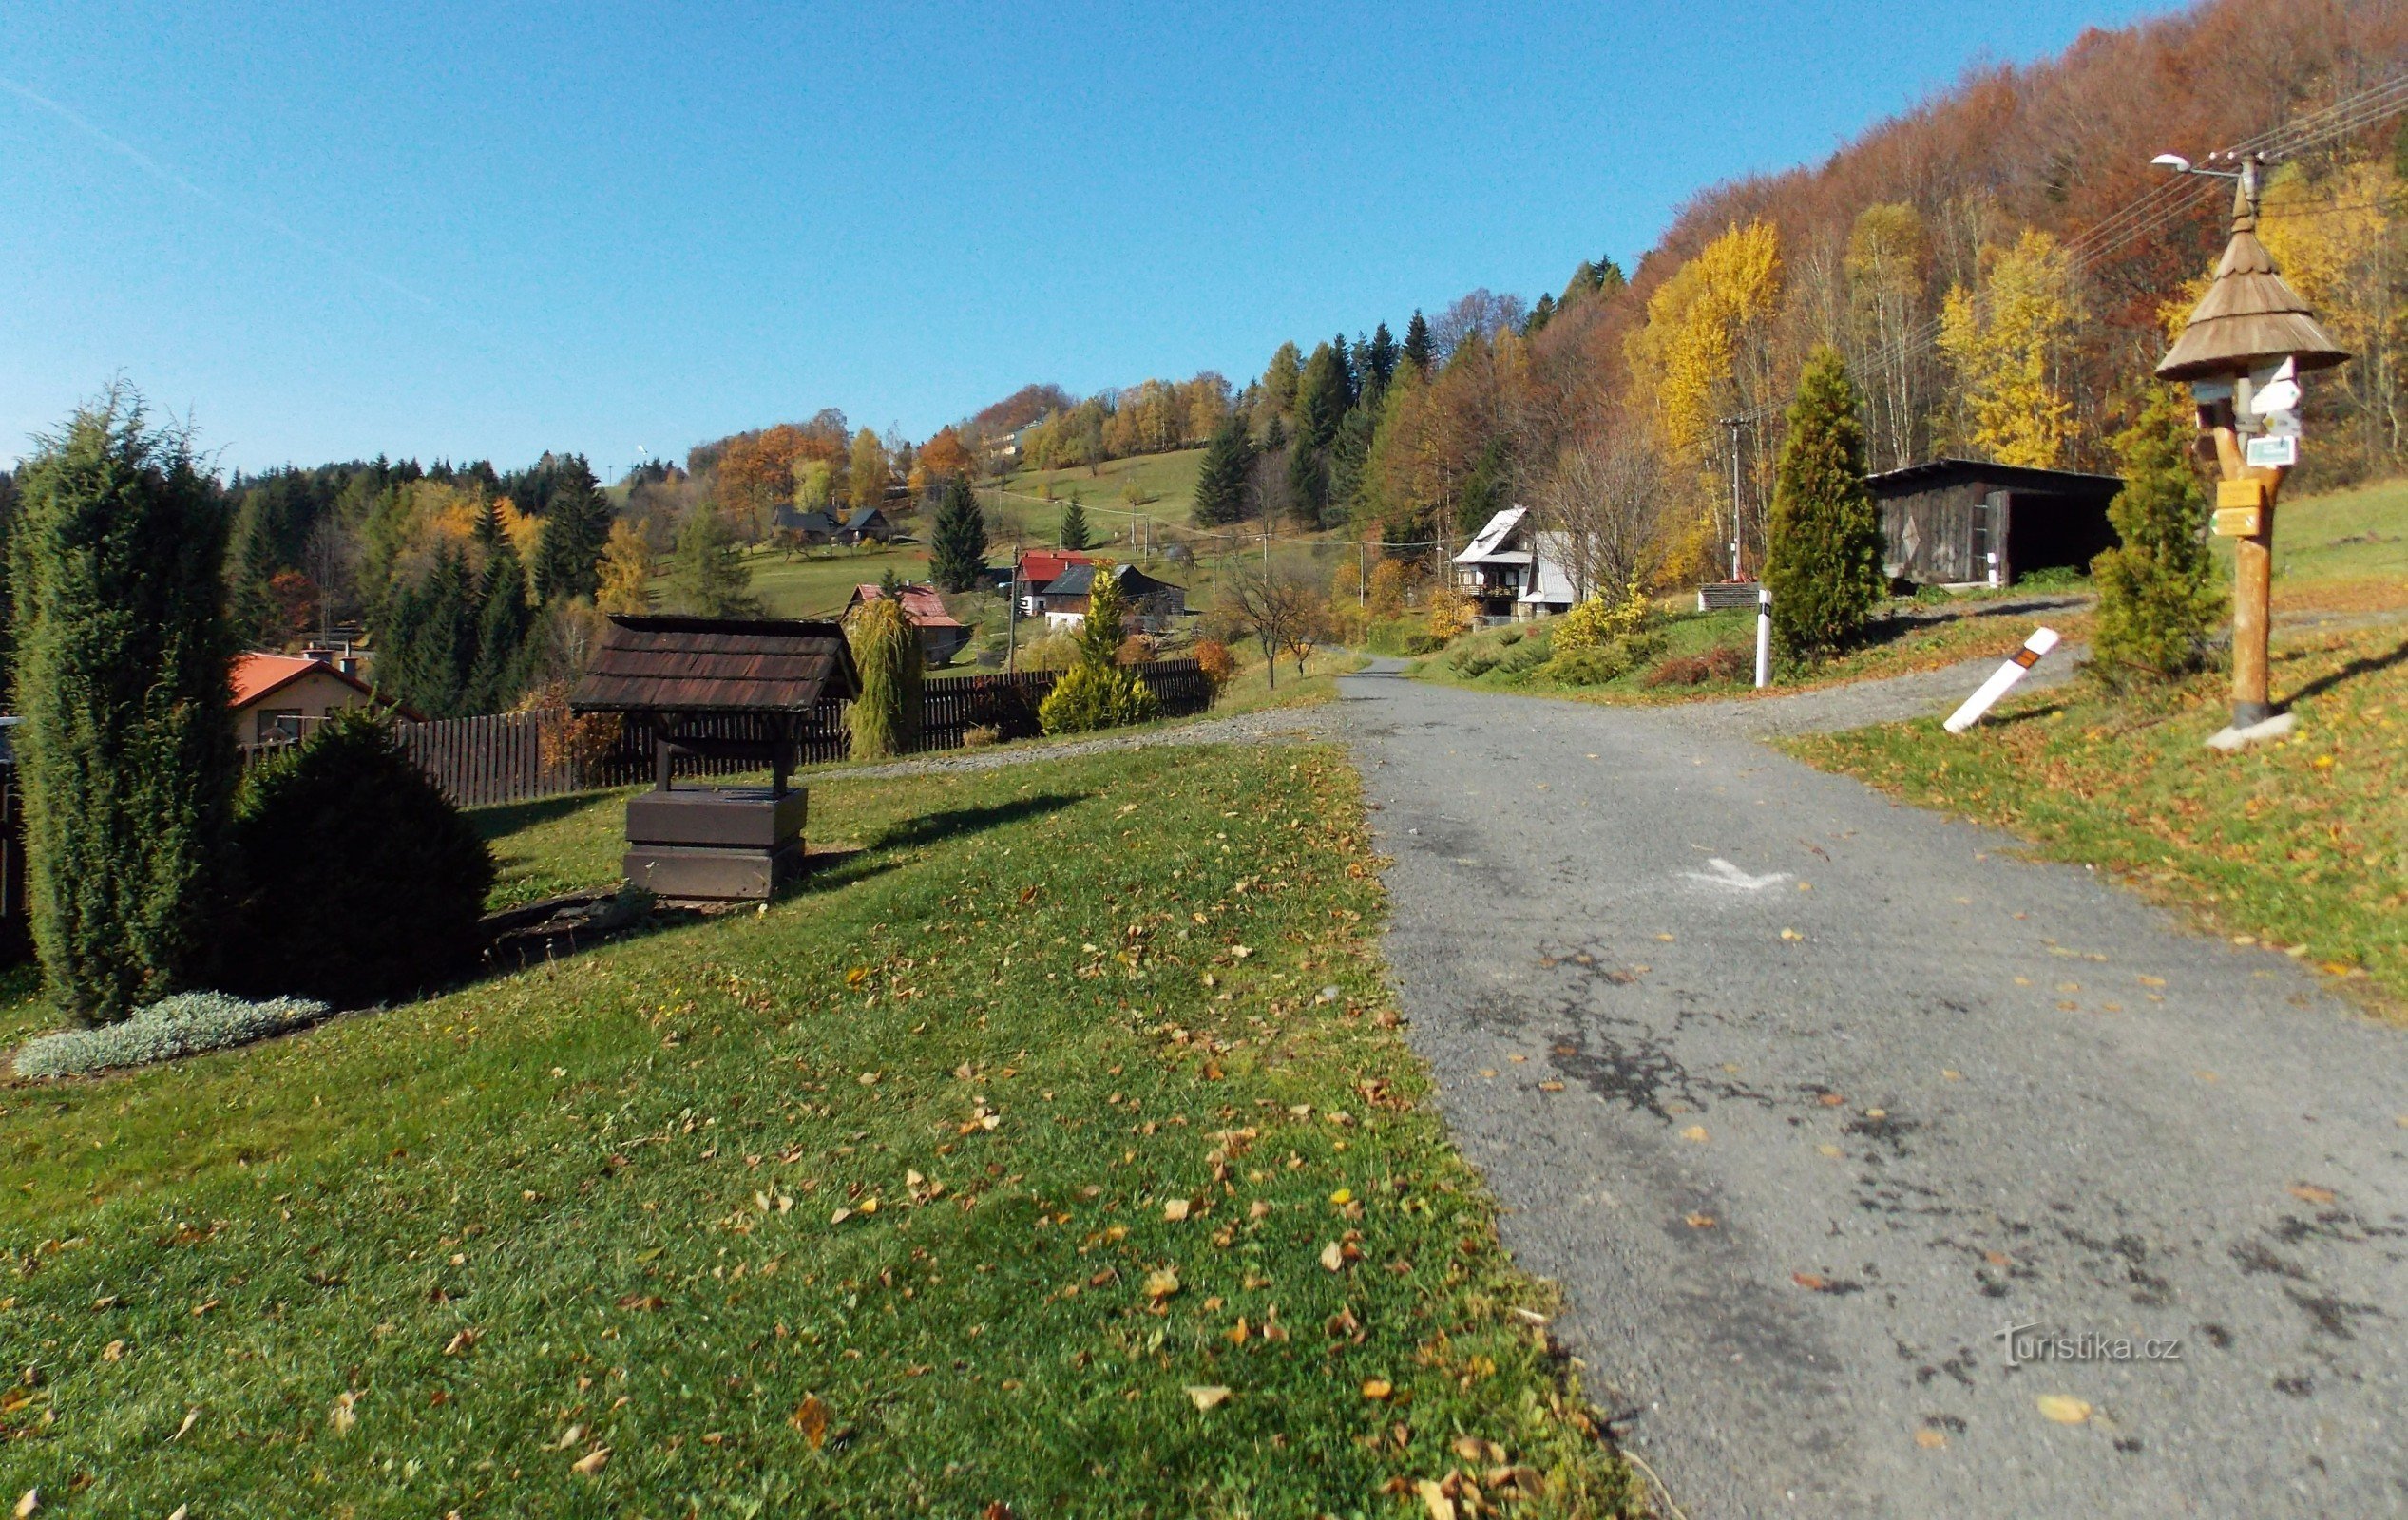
[1937,229,2078,468]
[1762,347,1886,659]
[847,428,891,511]
[1844,203,1933,471]
[908,426,975,490]
[2258,159,2404,469]
[596,519,654,614]
[2091,385,2223,683]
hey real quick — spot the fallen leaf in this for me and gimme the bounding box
[2036,1395,2092,1425]
[1819,1092,1846,1106]
[1780,928,1804,941]
[2288,1184,2337,1206]
[13,1491,34,1518]
[102,1340,124,1362]
[1361,1378,1392,1400]
[1144,1268,1181,1301]
[1941,1069,1962,1081]
[1319,1242,1346,1272]
[1248,1200,1271,1220]
[617,1293,665,1311]
[830,1207,852,1226]
[1328,1188,1352,1206]
[1163,1199,1192,1222]
[1684,1212,1716,1229]
[1915,1428,1947,1449]
[554,1424,587,1449]
[1417,1478,1457,1520]
[169,1409,200,1441]
[1817,1144,1843,1158]
[1680,1126,1709,1143]
[1792,1272,1826,1291]
[791,1395,830,1448]
[329,1391,359,1435]
[2136,975,2166,988]
[443,1327,480,1356]
[1538,1080,1565,1092]
[1984,1251,2011,1268]
[572,1446,611,1474]
[1185,1384,1232,1411]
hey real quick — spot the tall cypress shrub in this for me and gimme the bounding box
[1763,346,1887,660]
[10,389,239,1023]
[846,598,922,759]
[2091,386,2223,685]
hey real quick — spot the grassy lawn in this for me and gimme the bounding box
[0,746,1635,1516]
[998,451,1205,538]
[746,543,939,621]
[2233,474,2408,595]
[1785,621,2408,1015]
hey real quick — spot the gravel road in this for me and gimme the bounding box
[1334,661,2408,1519]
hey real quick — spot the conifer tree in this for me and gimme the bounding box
[1286,442,1329,527]
[1192,413,1255,526]
[1059,498,1093,552]
[664,504,762,618]
[1295,343,1348,452]
[464,545,534,713]
[927,477,989,593]
[1403,311,1434,374]
[531,457,611,602]
[10,389,238,1023]
[1366,322,1399,395]
[2091,385,2224,684]
[1763,345,1887,658]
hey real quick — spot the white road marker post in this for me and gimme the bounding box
[1754,587,1773,690]
[1943,627,2060,734]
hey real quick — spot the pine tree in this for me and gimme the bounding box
[927,477,989,593]
[471,494,504,551]
[388,546,479,718]
[1763,346,1888,659]
[1403,310,1434,375]
[845,598,921,758]
[1286,442,1329,527]
[1295,342,1347,452]
[1328,407,1376,522]
[464,545,533,713]
[1526,293,1557,334]
[1192,413,1255,526]
[2091,385,2224,684]
[664,505,762,618]
[10,389,238,1023]
[1366,322,1398,395]
[1059,498,1093,551]
[531,457,611,602]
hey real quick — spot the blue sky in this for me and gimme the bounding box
[0,1,2172,476]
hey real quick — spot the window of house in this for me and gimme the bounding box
[258,709,304,744]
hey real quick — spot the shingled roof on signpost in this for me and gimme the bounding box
[2156,177,2349,382]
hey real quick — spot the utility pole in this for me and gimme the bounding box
[1006,536,1022,675]
[1720,415,1747,581]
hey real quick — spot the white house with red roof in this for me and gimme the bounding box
[229,651,385,746]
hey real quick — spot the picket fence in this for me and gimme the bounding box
[389,659,1215,808]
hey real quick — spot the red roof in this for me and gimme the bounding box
[229,652,376,710]
[850,583,965,629]
[1015,551,1093,588]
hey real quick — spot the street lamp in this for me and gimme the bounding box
[2151,152,2349,745]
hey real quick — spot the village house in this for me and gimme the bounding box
[1863,459,2125,587]
[839,505,896,545]
[844,582,972,666]
[230,649,389,747]
[1035,562,1187,632]
[1454,506,1584,621]
[1011,550,1094,618]
[774,506,840,546]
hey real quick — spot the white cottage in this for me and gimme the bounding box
[1454,507,1585,622]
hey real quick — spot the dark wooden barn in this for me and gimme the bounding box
[1864,459,2125,587]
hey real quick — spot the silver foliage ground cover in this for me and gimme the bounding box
[10,991,332,1079]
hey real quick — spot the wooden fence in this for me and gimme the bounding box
[387,658,1216,808]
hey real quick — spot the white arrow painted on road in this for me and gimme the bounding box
[1685,858,1792,892]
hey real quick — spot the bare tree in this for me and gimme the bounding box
[300,513,360,639]
[1534,430,1669,601]
[1223,563,1328,688]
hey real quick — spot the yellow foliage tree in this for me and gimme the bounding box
[1937,228,2077,468]
[596,519,654,614]
[1624,221,1785,470]
[847,428,890,512]
[2257,159,2402,463]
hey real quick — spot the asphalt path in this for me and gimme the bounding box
[1334,660,2408,1519]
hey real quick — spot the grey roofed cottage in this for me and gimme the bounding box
[1863,458,2124,588]
[1036,562,1186,630]
[774,506,840,543]
[840,505,895,544]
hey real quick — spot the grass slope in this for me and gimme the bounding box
[1787,622,2408,1014]
[0,747,1635,1516]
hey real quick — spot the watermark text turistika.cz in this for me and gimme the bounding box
[1995,1322,2183,1368]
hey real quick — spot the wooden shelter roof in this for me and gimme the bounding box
[2157,184,2349,382]
[570,616,860,714]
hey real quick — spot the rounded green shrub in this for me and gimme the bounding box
[1458,654,1499,678]
[1040,662,1161,734]
[1540,645,1633,686]
[227,711,496,1007]
[1498,642,1546,675]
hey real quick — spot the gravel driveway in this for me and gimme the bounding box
[1334,662,2408,1519]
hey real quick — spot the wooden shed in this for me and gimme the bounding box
[1864,459,2125,588]
[572,616,861,901]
